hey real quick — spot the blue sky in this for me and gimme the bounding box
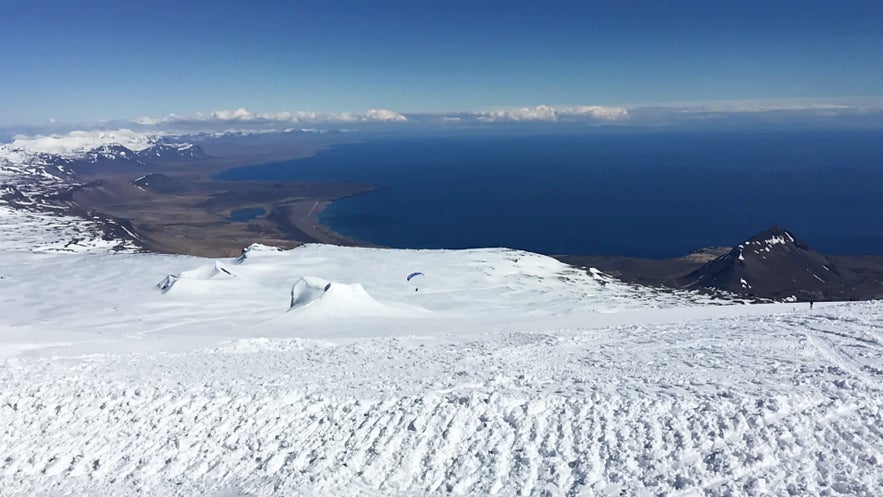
[2,0,882,126]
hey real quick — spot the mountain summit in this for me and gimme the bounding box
[682,226,843,301]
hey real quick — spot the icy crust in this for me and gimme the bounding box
[2,302,882,496]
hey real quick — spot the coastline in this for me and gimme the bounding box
[48,162,883,302]
[126,181,380,258]
[63,147,381,257]
[273,192,380,249]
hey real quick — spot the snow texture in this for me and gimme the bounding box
[2,234,882,496]
[0,206,138,253]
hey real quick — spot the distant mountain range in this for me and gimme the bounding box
[0,131,205,251]
[73,142,206,168]
[0,133,204,205]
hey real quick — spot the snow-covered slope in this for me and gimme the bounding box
[0,129,203,253]
[2,239,882,496]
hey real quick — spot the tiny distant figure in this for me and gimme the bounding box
[407,271,424,293]
[810,301,814,310]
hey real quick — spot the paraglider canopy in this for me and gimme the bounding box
[407,272,424,292]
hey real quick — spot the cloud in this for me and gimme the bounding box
[211,108,255,121]
[122,98,883,135]
[364,109,408,122]
[135,108,407,127]
[133,104,631,130]
[624,97,883,127]
[475,105,629,122]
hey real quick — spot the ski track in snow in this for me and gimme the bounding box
[0,241,882,495]
[2,303,882,496]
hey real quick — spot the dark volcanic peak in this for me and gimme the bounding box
[741,225,806,250]
[130,173,188,194]
[683,226,843,301]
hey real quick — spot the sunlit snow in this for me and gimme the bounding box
[2,235,882,496]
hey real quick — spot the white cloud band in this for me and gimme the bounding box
[476,105,629,122]
[136,108,408,126]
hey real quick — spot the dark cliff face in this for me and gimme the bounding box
[682,226,844,301]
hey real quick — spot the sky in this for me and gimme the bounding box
[1,0,882,127]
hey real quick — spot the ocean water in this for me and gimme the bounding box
[216,130,883,257]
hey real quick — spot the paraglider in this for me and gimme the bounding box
[407,272,424,292]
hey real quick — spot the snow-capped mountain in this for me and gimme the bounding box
[134,141,205,162]
[683,226,843,300]
[0,130,202,252]
[0,129,205,183]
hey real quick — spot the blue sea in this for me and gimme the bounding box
[216,130,883,257]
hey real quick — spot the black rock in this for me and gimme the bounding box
[130,173,188,194]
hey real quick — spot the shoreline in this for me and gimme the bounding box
[64,149,381,257]
[57,175,883,303]
[273,192,380,249]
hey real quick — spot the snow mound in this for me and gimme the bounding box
[234,243,284,264]
[157,261,237,294]
[288,276,421,319]
[181,261,238,280]
[289,276,332,310]
[156,274,178,292]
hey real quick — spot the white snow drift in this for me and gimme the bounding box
[1,240,882,496]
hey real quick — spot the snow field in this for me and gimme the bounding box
[1,243,882,496]
[2,302,882,496]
